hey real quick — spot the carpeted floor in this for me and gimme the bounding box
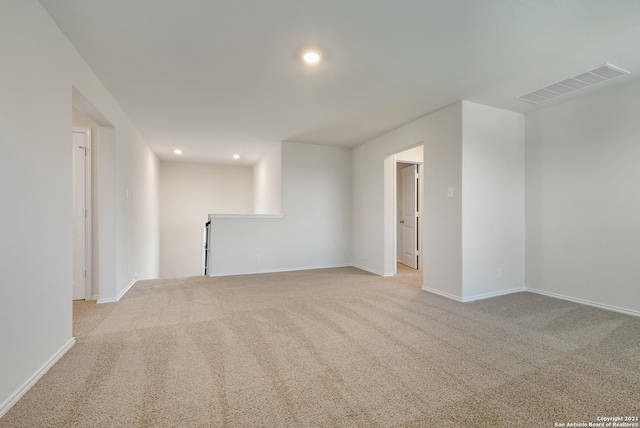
[1,267,639,427]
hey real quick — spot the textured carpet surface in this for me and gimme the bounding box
[2,266,639,427]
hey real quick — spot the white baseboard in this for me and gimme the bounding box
[421,285,464,302]
[421,286,525,303]
[526,288,640,318]
[351,264,394,277]
[461,287,526,303]
[0,337,75,419]
[210,264,351,277]
[422,284,640,317]
[97,279,136,304]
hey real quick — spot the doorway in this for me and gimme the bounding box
[386,144,424,276]
[397,162,419,269]
[72,128,91,300]
[72,88,118,303]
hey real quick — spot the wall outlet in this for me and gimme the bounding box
[127,263,131,274]
[255,254,261,262]
[496,268,502,279]
[447,187,454,198]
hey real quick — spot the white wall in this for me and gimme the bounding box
[526,79,640,314]
[353,102,525,301]
[353,103,463,299]
[253,143,282,214]
[115,124,159,294]
[462,101,525,300]
[94,124,117,302]
[209,142,351,275]
[0,0,158,414]
[160,161,253,278]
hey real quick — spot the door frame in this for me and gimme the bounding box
[393,158,423,274]
[398,163,419,269]
[72,127,92,300]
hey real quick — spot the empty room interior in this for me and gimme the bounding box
[1,1,640,427]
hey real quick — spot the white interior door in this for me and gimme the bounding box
[72,131,87,300]
[401,164,418,269]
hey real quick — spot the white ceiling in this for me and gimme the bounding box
[40,0,640,165]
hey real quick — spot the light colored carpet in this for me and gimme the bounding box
[2,267,639,427]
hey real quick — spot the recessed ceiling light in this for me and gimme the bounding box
[174,149,182,155]
[233,154,240,159]
[302,50,321,64]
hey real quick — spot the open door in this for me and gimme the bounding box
[203,221,211,275]
[72,130,90,300]
[400,164,418,269]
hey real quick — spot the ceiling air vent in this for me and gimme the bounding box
[515,63,630,105]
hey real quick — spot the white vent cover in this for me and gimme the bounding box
[516,64,630,105]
